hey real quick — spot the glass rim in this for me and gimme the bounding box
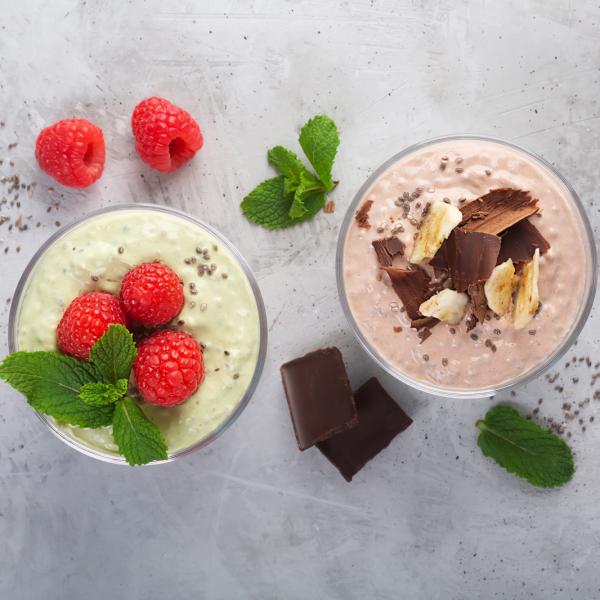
[8,203,269,465]
[336,134,598,399]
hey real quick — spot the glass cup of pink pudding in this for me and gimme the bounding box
[337,136,597,398]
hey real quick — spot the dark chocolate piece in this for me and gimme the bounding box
[497,219,550,264]
[416,326,433,343]
[372,236,405,266]
[281,348,358,451]
[446,229,501,292]
[382,267,433,320]
[460,188,539,234]
[355,200,374,229]
[468,282,488,324]
[317,378,413,482]
[429,239,449,270]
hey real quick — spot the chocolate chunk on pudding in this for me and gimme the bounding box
[281,348,357,451]
[355,200,374,229]
[382,267,434,321]
[460,188,539,234]
[317,378,413,482]
[497,219,550,264]
[468,282,488,324]
[372,236,405,266]
[446,229,501,292]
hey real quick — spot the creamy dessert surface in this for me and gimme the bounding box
[343,139,589,390]
[17,209,261,454]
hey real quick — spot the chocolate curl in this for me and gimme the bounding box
[460,188,539,234]
[468,282,488,324]
[497,219,550,265]
[382,267,432,320]
[447,229,501,292]
[372,236,405,267]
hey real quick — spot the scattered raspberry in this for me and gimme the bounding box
[131,97,203,172]
[134,330,204,406]
[57,292,128,359]
[35,118,105,188]
[120,262,184,326]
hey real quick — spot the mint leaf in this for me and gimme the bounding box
[289,170,327,219]
[112,396,168,466]
[268,146,305,188]
[298,115,339,191]
[89,324,137,384]
[0,352,114,428]
[79,379,128,406]
[241,176,297,229]
[476,405,575,488]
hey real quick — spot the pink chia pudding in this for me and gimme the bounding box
[340,138,595,393]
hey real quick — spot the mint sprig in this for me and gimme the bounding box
[79,379,129,406]
[89,324,137,383]
[241,114,339,229]
[476,405,575,488]
[0,324,168,466]
[113,395,168,466]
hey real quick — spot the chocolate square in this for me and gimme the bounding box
[281,348,358,451]
[317,378,413,481]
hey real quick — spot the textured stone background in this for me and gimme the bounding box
[0,1,599,598]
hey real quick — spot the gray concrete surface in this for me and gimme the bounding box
[1,1,599,598]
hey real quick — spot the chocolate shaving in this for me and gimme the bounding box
[372,236,405,266]
[460,188,539,235]
[411,316,439,329]
[497,219,550,264]
[468,282,488,323]
[355,200,374,229]
[382,267,433,320]
[465,313,478,332]
[416,328,433,343]
[446,229,501,292]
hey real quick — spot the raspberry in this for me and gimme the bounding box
[131,97,203,173]
[134,330,204,406]
[120,262,184,327]
[35,118,105,188]
[57,292,128,360]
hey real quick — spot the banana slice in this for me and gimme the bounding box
[484,258,516,317]
[419,289,469,325]
[513,248,540,329]
[409,200,462,264]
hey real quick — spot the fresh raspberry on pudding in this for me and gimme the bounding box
[57,292,128,359]
[133,330,204,407]
[120,262,184,327]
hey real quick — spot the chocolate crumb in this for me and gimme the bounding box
[355,200,374,229]
[393,326,403,333]
[324,200,336,214]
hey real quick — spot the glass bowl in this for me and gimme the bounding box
[8,204,268,464]
[336,135,597,399]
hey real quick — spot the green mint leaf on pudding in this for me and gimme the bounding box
[298,115,339,191]
[89,324,137,383]
[241,176,297,229]
[476,405,575,488]
[79,379,128,406]
[0,352,114,428]
[112,396,168,466]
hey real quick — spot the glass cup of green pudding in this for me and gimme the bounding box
[8,205,267,464]
[337,136,597,398]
